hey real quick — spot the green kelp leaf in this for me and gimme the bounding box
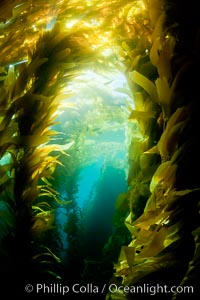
[40,184,59,195]
[57,62,76,69]
[34,209,55,218]
[40,129,61,137]
[134,228,153,248]
[192,226,200,238]
[31,215,55,234]
[0,136,19,148]
[170,142,188,166]
[139,150,160,170]
[54,198,72,205]
[46,28,71,52]
[0,76,7,82]
[32,201,52,209]
[137,182,151,198]
[144,193,157,211]
[3,64,16,99]
[117,263,154,284]
[150,161,177,193]
[119,246,135,267]
[31,154,62,180]
[14,57,48,96]
[41,177,52,186]
[0,178,13,195]
[12,2,30,18]
[157,106,189,159]
[18,135,50,147]
[22,186,40,203]
[39,186,72,205]
[32,205,45,213]
[133,209,169,231]
[115,192,128,212]
[123,254,175,286]
[0,66,6,75]
[129,135,149,161]
[53,48,71,61]
[129,70,158,102]
[125,212,139,236]
[45,270,62,280]
[53,93,75,103]
[41,246,61,263]
[129,110,155,120]
[39,140,75,156]
[148,0,163,26]
[138,226,168,258]
[155,76,171,105]
[0,163,13,175]
[133,92,144,111]
[0,173,11,185]
[149,12,165,65]
[0,115,12,132]
[159,120,187,159]
[130,54,141,70]
[164,188,200,211]
[157,35,176,79]
[40,162,57,178]
[32,251,61,264]
[35,123,57,136]
[163,222,182,248]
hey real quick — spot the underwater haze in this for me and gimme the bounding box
[52,69,132,272]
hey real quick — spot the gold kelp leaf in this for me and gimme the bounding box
[129,70,158,102]
[43,140,75,155]
[31,213,55,234]
[53,48,71,61]
[133,209,168,231]
[148,0,163,26]
[129,110,155,120]
[119,246,135,267]
[157,106,188,159]
[133,92,144,111]
[150,161,177,193]
[19,135,50,147]
[125,212,138,236]
[139,226,168,258]
[155,76,171,105]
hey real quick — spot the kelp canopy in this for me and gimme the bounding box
[0,0,200,298]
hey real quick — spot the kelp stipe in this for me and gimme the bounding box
[107,1,200,299]
[0,16,89,286]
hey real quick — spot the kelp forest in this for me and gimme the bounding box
[0,0,200,299]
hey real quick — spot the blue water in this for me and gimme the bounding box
[82,164,127,258]
[53,69,131,262]
[55,153,127,260]
[76,158,103,209]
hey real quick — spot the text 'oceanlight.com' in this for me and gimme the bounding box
[24,282,194,296]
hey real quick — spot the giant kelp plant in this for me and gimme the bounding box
[0,0,200,299]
